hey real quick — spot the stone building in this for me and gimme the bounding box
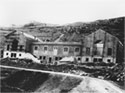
[4,30,29,52]
[32,42,82,63]
[31,29,123,63]
[82,29,123,63]
[2,30,40,59]
[0,29,123,64]
[0,30,10,59]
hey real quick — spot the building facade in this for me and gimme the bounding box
[2,30,38,59]
[4,31,28,52]
[82,29,123,63]
[32,42,82,63]
[0,30,9,59]
[31,29,123,63]
[1,29,123,64]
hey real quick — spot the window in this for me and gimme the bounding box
[93,58,98,62]
[11,53,13,57]
[34,46,38,50]
[14,53,16,57]
[54,46,58,49]
[44,47,48,51]
[64,47,68,52]
[19,45,23,51]
[43,56,46,60]
[99,58,102,62]
[39,56,42,59]
[94,47,97,55]
[1,50,3,58]
[107,59,111,62]
[59,57,62,60]
[86,58,89,62]
[46,39,50,42]
[55,57,58,61]
[7,45,10,50]
[49,57,52,62]
[19,54,21,56]
[75,47,80,52]
[11,53,16,58]
[78,57,81,61]
[107,48,112,56]
[86,47,90,55]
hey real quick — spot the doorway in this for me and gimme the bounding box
[1,50,3,58]
[49,57,52,63]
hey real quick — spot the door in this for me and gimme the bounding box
[49,57,52,63]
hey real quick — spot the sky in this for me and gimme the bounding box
[0,0,125,27]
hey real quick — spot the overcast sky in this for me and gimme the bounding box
[0,0,125,27]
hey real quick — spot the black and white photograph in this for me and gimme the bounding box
[0,0,124,93]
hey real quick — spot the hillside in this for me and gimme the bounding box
[67,17,124,43]
[18,17,124,43]
[0,17,124,44]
